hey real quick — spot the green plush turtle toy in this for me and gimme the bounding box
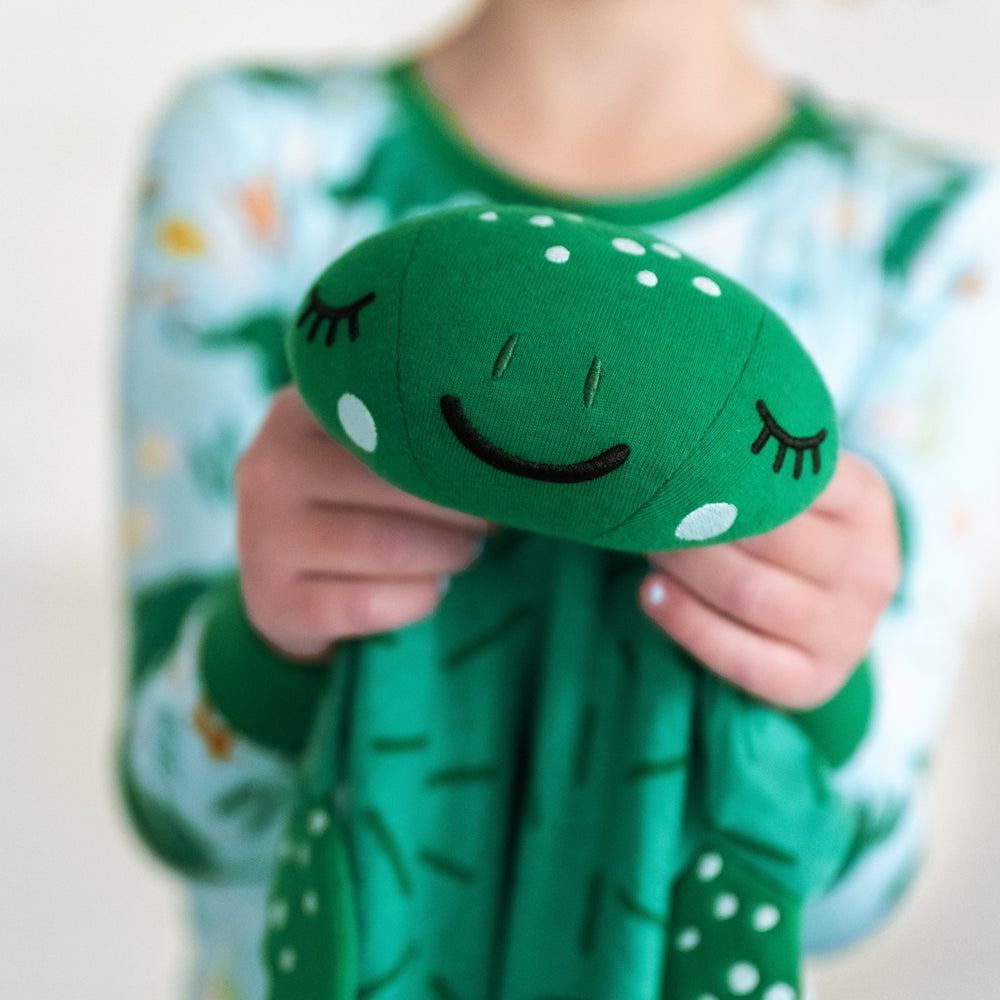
[264,205,867,1000]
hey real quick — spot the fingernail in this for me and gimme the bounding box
[646,579,667,607]
[439,575,452,596]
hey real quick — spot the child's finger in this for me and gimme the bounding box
[289,505,486,578]
[647,545,826,649]
[638,573,836,708]
[731,511,846,585]
[244,573,448,660]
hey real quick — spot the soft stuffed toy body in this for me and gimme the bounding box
[290,205,834,551]
[265,205,867,1000]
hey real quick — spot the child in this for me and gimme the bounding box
[118,1,1000,996]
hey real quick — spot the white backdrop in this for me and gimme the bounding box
[2,1,999,997]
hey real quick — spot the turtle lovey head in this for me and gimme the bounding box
[287,205,837,552]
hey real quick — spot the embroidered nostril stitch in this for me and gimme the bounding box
[492,335,518,380]
[584,358,603,408]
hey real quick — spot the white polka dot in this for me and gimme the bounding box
[277,947,297,973]
[294,842,312,867]
[338,393,377,453]
[564,213,584,222]
[302,890,319,915]
[676,927,701,952]
[478,210,498,221]
[530,214,555,227]
[727,963,761,996]
[764,985,797,1000]
[752,904,781,932]
[693,276,723,297]
[267,899,289,929]
[713,893,739,920]
[696,852,724,881]
[676,503,738,542]
[637,270,658,287]
[308,809,330,836]
[653,242,682,259]
[546,245,570,263]
[613,236,646,256]
[696,995,720,1000]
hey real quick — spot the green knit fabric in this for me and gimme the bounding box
[288,205,837,551]
[200,575,331,755]
[267,206,863,1000]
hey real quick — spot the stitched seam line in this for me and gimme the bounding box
[595,311,765,542]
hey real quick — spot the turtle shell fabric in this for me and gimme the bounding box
[287,205,837,551]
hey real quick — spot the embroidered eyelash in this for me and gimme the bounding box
[751,400,828,479]
[297,289,376,345]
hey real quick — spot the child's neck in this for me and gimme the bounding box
[420,0,790,198]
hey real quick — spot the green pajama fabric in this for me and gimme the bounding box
[264,537,858,1000]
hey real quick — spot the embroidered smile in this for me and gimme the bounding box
[440,395,630,484]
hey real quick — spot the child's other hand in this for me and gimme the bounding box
[236,387,489,660]
[640,452,901,709]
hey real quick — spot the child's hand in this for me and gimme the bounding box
[640,452,901,709]
[236,387,489,660]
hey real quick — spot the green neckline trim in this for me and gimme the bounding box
[388,61,837,225]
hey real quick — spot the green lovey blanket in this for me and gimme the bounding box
[264,205,868,1000]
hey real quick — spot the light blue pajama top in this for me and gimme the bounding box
[118,61,1000,1000]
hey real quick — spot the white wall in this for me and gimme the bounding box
[1,1,998,996]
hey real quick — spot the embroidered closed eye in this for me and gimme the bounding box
[296,289,376,346]
[751,400,828,479]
